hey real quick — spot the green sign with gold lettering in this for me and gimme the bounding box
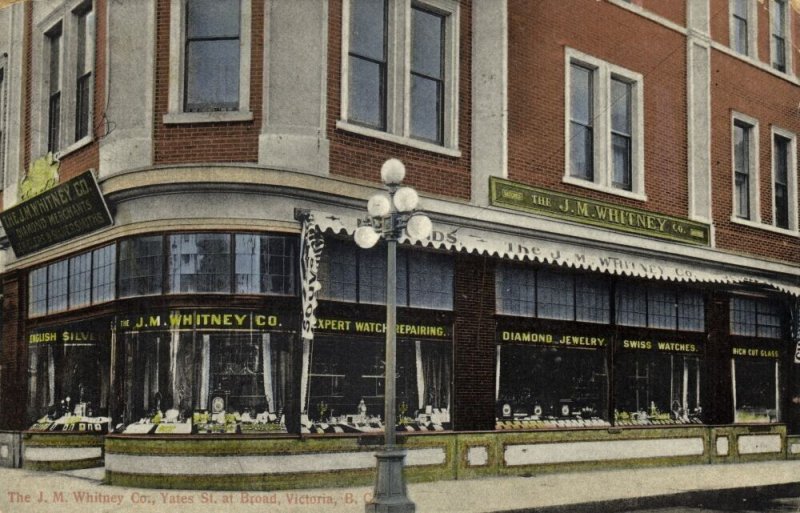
[489,177,710,246]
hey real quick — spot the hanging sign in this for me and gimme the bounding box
[1,170,113,257]
[300,212,324,340]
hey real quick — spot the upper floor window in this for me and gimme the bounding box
[318,238,454,310]
[730,296,783,338]
[731,0,756,58]
[165,0,252,122]
[565,49,644,200]
[339,0,460,154]
[732,114,759,222]
[771,0,789,72]
[772,129,797,230]
[46,24,62,154]
[36,1,95,158]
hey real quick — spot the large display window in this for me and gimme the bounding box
[26,322,111,432]
[614,337,703,425]
[305,319,452,433]
[730,296,785,424]
[496,327,610,428]
[119,310,293,434]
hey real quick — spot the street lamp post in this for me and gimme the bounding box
[355,159,432,513]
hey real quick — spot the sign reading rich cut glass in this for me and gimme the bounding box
[1,170,113,257]
[489,177,711,246]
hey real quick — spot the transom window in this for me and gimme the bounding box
[340,0,460,153]
[730,296,783,339]
[615,283,705,332]
[565,48,644,199]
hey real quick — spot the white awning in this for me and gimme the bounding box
[309,210,800,297]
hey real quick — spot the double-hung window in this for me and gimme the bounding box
[732,114,759,222]
[340,0,460,154]
[771,128,797,231]
[37,1,95,158]
[166,0,252,122]
[565,49,644,199]
[771,0,793,72]
[46,25,62,154]
[731,0,757,59]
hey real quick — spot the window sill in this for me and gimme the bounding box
[729,216,799,237]
[562,175,647,202]
[55,136,93,160]
[336,120,462,158]
[163,111,254,125]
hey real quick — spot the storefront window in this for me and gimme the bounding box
[305,336,451,433]
[26,323,111,431]
[29,268,48,317]
[120,310,291,434]
[69,252,92,307]
[92,244,116,302]
[169,233,231,293]
[496,335,609,428]
[235,234,297,295]
[614,345,702,425]
[47,260,69,313]
[318,239,357,301]
[119,236,164,297]
[733,356,779,423]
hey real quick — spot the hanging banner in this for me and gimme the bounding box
[299,211,324,340]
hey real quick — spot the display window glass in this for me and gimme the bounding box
[26,323,111,432]
[614,342,703,425]
[119,235,164,297]
[731,341,782,423]
[234,234,297,295]
[304,336,452,433]
[616,283,705,332]
[119,310,291,435]
[168,233,231,293]
[495,334,609,429]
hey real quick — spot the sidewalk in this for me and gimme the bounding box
[1,461,800,513]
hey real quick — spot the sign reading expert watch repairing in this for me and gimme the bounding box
[0,170,113,257]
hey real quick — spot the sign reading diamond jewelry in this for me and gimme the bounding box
[489,177,711,246]
[0,170,113,257]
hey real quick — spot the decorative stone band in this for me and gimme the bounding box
[106,447,446,476]
[308,209,800,297]
[504,437,705,466]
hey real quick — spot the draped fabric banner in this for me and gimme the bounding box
[307,209,800,297]
[298,212,324,414]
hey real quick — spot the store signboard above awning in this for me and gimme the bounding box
[489,177,711,246]
[0,170,113,257]
[307,210,800,297]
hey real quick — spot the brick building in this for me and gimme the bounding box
[0,0,798,489]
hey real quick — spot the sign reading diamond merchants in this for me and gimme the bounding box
[489,177,711,246]
[0,171,113,257]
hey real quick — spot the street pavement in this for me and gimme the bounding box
[2,461,800,513]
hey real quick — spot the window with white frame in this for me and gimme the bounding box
[732,114,759,222]
[730,0,757,58]
[340,0,460,153]
[772,129,796,230]
[770,0,791,72]
[565,49,644,199]
[37,1,95,158]
[165,0,252,122]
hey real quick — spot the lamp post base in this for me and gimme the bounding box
[364,448,415,513]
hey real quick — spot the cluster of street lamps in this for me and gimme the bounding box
[355,159,431,513]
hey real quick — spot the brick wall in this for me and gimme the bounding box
[641,0,686,27]
[326,0,472,200]
[710,50,800,263]
[152,0,261,164]
[507,0,689,217]
[452,253,495,431]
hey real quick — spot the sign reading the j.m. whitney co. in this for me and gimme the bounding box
[489,177,711,246]
[0,170,113,257]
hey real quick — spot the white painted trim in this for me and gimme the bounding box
[504,438,705,466]
[738,434,782,454]
[710,41,800,86]
[715,436,729,456]
[564,48,645,199]
[467,446,489,466]
[167,0,252,118]
[163,111,254,125]
[339,0,460,152]
[731,111,760,223]
[0,54,7,190]
[686,38,712,223]
[607,0,688,35]
[55,134,92,160]
[729,216,800,237]
[24,446,102,462]
[769,125,798,231]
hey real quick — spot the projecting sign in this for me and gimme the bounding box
[0,170,113,257]
[489,177,711,246]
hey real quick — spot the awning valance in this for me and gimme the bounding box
[306,210,800,297]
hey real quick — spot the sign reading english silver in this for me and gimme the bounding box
[489,177,711,246]
[0,170,113,257]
